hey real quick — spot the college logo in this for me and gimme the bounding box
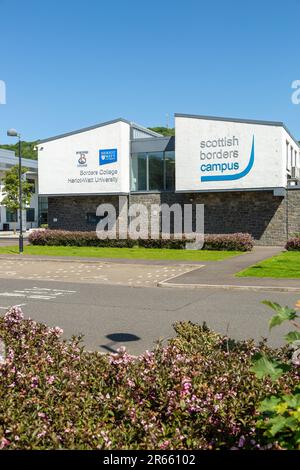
[76,151,88,167]
[99,148,118,166]
[200,135,255,182]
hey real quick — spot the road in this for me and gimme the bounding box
[0,274,298,354]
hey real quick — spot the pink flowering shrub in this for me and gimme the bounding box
[0,307,298,450]
[285,236,300,251]
[203,233,254,251]
[28,230,253,251]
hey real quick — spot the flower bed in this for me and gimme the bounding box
[0,306,298,450]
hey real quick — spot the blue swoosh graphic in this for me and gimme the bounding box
[201,136,255,182]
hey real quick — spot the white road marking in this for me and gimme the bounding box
[0,288,76,301]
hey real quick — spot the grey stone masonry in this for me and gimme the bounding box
[48,188,300,246]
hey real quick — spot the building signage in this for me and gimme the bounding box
[38,120,131,195]
[199,135,254,182]
[99,148,118,165]
[76,151,88,167]
[175,114,288,191]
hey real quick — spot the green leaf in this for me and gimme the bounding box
[262,301,297,330]
[284,331,300,344]
[268,416,289,436]
[259,396,281,412]
[251,353,290,381]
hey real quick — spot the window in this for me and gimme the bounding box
[86,213,101,225]
[6,209,17,222]
[131,153,147,191]
[148,152,164,191]
[27,178,36,193]
[38,197,48,225]
[286,141,290,170]
[131,151,175,192]
[164,151,175,190]
[26,208,35,222]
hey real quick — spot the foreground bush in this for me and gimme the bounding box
[203,233,254,252]
[251,301,300,449]
[29,230,253,251]
[285,237,300,251]
[0,307,298,450]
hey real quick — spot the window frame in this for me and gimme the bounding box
[130,150,175,193]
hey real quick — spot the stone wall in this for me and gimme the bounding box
[48,188,300,246]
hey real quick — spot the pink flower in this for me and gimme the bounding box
[159,440,170,449]
[31,376,39,388]
[0,437,10,449]
[46,375,55,385]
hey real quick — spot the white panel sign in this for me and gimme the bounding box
[38,121,130,195]
[175,116,287,191]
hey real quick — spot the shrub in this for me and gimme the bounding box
[203,233,254,251]
[0,306,298,450]
[251,300,300,449]
[28,230,136,248]
[29,230,253,251]
[285,237,300,251]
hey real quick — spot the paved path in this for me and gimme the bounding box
[160,246,300,291]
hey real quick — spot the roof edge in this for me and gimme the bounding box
[38,118,132,144]
[175,113,300,147]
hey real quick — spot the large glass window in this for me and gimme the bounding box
[38,197,48,225]
[164,151,175,190]
[148,152,164,191]
[131,151,175,192]
[131,153,147,191]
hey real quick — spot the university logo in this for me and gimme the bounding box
[99,148,118,166]
[76,151,88,167]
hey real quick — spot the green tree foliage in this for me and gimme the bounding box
[1,165,33,213]
[0,141,39,160]
[148,127,175,136]
[251,300,300,449]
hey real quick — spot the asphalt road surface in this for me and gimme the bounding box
[0,276,298,354]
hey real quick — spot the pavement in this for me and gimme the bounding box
[0,246,299,353]
[0,257,198,287]
[159,246,300,292]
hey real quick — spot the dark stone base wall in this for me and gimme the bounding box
[48,189,300,246]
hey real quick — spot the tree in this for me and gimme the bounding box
[1,165,33,231]
[0,140,39,160]
[148,127,175,137]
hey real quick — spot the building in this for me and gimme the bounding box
[37,114,300,245]
[0,148,46,230]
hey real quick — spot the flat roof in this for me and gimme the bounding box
[175,113,300,147]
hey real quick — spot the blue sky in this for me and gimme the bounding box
[0,0,300,143]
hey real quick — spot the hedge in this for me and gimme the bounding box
[203,233,254,252]
[0,306,298,450]
[285,237,300,251]
[29,230,254,251]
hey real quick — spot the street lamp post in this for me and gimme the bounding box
[7,129,23,254]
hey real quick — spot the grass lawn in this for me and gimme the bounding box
[0,245,241,261]
[237,251,300,278]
